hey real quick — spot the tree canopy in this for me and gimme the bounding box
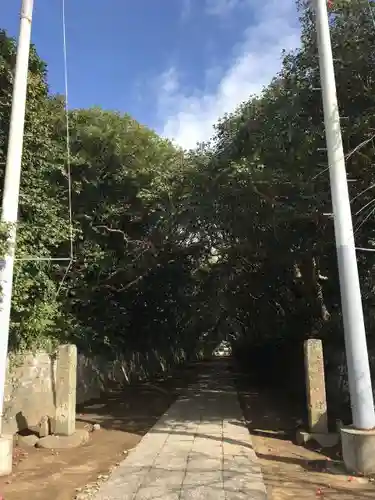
[1,1,375,361]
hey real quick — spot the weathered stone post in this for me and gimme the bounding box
[304,338,328,433]
[54,344,77,436]
[296,339,340,448]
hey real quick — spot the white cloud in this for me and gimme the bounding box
[205,0,243,16]
[157,0,301,150]
[181,0,193,21]
[181,0,242,21]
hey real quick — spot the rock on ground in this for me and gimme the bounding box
[36,429,90,449]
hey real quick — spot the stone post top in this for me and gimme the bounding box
[57,345,77,360]
[58,344,77,352]
[305,339,323,348]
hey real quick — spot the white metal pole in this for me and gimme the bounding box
[314,0,375,429]
[0,0,34,435]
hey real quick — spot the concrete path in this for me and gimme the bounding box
[93,361,267,499]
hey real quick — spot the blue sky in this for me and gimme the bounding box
[0,0,300,149]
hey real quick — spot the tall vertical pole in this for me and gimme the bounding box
[314,0,375,429]
[0,0,34,435]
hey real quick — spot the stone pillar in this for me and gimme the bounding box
[304,339,328,433]
[54,344,77,436]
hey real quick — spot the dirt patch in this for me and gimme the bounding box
[0,362,201,500]
[236,373,375,499]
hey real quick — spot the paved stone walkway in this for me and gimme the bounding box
[93,362,267,499]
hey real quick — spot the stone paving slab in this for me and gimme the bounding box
[93,361,267,500]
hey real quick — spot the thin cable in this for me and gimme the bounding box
[312,133,375,181]
[15,257,72,261]
[354,203,375,234]
[56,259,73,296]
[351,181,375,204]
[12,1,74,266]
[350,0,375,235]
[355,197,375,216]
[62,0,74,261]
[52,0,75,294]
[311,2,375,186]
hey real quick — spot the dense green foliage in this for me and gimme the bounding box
[1,1,375,361]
